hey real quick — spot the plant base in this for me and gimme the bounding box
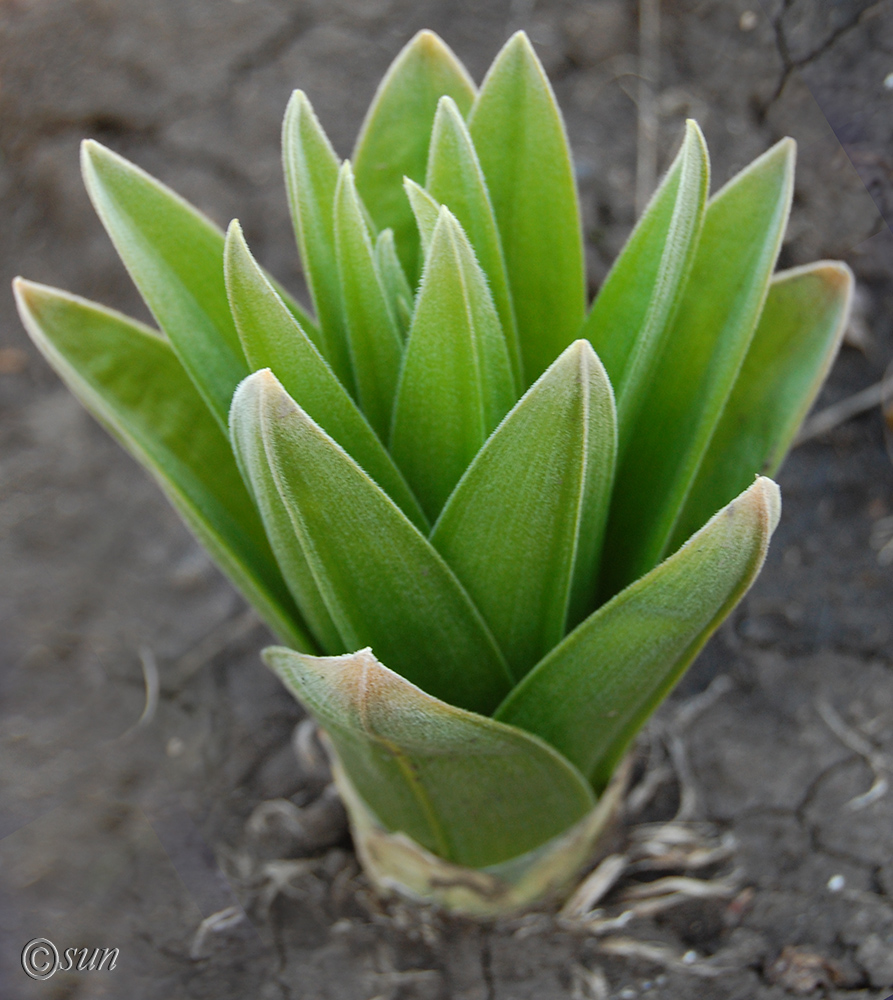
[328,748,631,919]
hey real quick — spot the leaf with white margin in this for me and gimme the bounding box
[374,228,414,337]
[265,645,595,868]
[334,162,404,440]
[81,139,316,432]
[432,340,616,682]
[469,31,585,385]
[426,95,522,387]
[353,30,476,282]
[224,221,428,532]
[15,279,312,651]
[584,120,709,445]
[391,207,516,521]
[282,90,355,393]
[496,477,781,789]
[669,261,852,550]
[231,369,513,715]
[601,139,795,597]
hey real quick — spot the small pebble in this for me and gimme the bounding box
[739,10,758,31]
[884,72,893,90]
[166,736,185,757]
[827,873,845,892]
[681,950,698,965]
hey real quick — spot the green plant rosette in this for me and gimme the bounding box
[14,30,853,916]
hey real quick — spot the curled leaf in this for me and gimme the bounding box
[266,645,595,868]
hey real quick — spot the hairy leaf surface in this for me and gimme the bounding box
[266,646,595,868]
[601,139,795,596]
[353,30,476,282]
[224,222,428,532]
[584,121,709,445]
[334,163,404,440]
[282,91,354,392]
[497,478,780,788]
[374,229,414,337]
[81,140,315,432]
[229,370,344,652]
[233,370,513,715]
[469,32,585,385]
[403,177,441,257]
[15,280,312,651]
[432,341,616,681]
[670,262,852,549]
[426,96,522,387]
[391,208,516,521]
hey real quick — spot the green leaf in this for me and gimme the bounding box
[282,90,355,393]
[496,477,781,789]
[80,139,247,432]
[229,367,346,654]
[403,177,441,257]
[223,221,428,532]
[353,30,476,283]
[390,208,516,521]
[468,31,585,385]
[334,162,405,441]
[583,121,709,447]
[265,646,595,868]
[426,95,522,388]
[80,139,317,433]
[600,138,795,597]
[232,370,513,715]
[669,261,853,550]
[14,279,312,651]
[432,341,616,682]
[374,228,414,337]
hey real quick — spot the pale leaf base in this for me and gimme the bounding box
[328,747,631,919]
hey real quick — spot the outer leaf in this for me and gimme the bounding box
[229,369,345,654]
[497,477,781,789]
[224,222,428,532]
[390,208,516,521]
[232,370,513,715]
[353,30,476,282]
[583,121,709,446]
[14,279,312,651]
[374,228,414,337]
[282,90,355,392]
[334,163,405,440]
[81,140,317,432]
[426,95,522,387]
[601,139,795,597]
[431,341,616,682]
[265,646,595,869]
[403,177,441,257]
[670,261,852,550]
[468,31,585,385]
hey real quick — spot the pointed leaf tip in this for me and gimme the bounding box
[432,337,616,681]
[352,29,476,283]
[469,26,585,384]
[496,475,781,787]
[244,371,512,713]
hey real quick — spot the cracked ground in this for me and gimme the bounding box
[2,1,893,998]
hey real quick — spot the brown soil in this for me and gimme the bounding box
[2,1,893,998]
